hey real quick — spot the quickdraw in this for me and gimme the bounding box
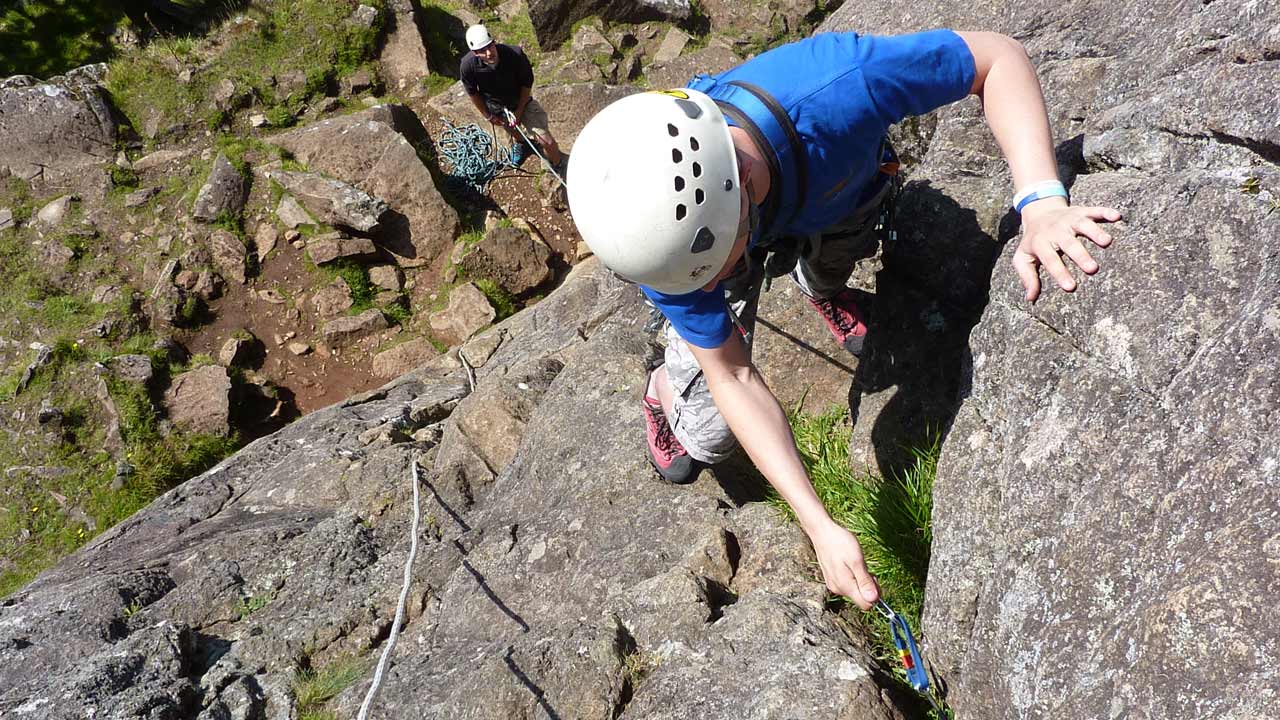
[876,600,946,717]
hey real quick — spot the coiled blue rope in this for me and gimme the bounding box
[436,121,518,195]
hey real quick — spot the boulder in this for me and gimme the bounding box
[267,106,458,268]
[525,0,691,48]
[311,278,354,318]
[0,65,116,191]
[105,355,153,385]
[254,223,278,259]
[192,154,247,222]
[372,337,439,378]
[132,149,191,172]
[458,226,553,296]
[323,308,389,346]
[0,208,13,231]
[652,27,690,64]
[161,365,232,436]
[208,229,247,284]
[428,282,495,346]
[36,195,75,227]
[275,195,313,228]
[218,335,254,367]
[306,232,379,265]
[571,23,615,56]
[192,271,222,301]
[265,170,388,232]
[379,0,431,91]
[369,264,404,291]
[123,187,159,208]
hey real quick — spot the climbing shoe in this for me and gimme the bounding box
[806,288,869,357]
[509,141,530,166]
[642,393,701,485]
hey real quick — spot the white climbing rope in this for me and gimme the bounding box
[356,459,424,720]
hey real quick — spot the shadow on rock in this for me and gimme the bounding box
[851,181,1002,479]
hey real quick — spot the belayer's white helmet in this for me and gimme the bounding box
[466,24,493,51]
[567,88,741,295]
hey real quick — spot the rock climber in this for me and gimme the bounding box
[460,23,564,171]
[566,30,1122,610]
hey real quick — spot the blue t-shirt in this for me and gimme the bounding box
[642,29,975,349]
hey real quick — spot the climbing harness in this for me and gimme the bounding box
[501,108,566,188]
[876,600,946,717]
[356,457,425,720]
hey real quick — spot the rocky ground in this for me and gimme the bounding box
[0,0,841,613]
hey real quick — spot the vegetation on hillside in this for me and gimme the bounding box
[0,0,390,599]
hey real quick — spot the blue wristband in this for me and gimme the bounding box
[1013,181,1068,213]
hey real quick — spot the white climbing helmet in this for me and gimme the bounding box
[567,88,742,295]
[465,24,494,51]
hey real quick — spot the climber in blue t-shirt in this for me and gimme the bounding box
[566,30,1122,610]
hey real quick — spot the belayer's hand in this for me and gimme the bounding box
[1014,198,1122,302]
[808,521,880,610]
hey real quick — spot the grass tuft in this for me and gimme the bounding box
[294,655,369,719]
[775,406,945,713]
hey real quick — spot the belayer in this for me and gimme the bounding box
[566,30,1122,609]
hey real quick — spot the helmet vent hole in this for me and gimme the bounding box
[674,176,685,192]
[690,137,700,151]
[692,162,702,178]
[672,148,683,163]
[676,204,687,221]
[695,188,705,205]
[668,123,679,137]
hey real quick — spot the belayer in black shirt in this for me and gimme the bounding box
[459,24,564,169]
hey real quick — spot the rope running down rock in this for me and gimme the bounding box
[355,458,425,720]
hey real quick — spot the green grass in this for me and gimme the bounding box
[294,655,369,719]
[107,0,384,141]
[0,351,242,598]
[473,279,516,321]
[0,1,122,78]
[324,260,376,313]
[775,406,946,714]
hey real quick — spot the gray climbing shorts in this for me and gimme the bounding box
[661,183,892,464]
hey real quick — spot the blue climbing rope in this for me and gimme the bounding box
[436,120,519,195]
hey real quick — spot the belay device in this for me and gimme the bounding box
[876,600,946,716]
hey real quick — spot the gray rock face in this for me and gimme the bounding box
[0,261,909,720]
[192,153,247,222]
[810,4,1280,718]
[162,365,232,436]
[265,170,389,233]
[458,226,553,296]
[0,65,116,191]
[267,106,458,268]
